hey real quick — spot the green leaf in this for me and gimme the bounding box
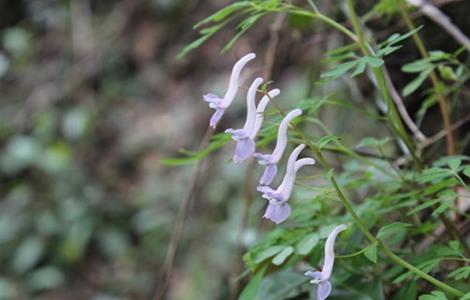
[317,135,340,149]
[392,281,417,300]
[402,59,432,73]
[12,236,45,273]
[448,266,470,280]
[253,246,284,264]
[321,60,358,79]
[296,233,319,255]
[351,59,367,77]
[437,65,457,81]
[461,293,470,300]
[417,167,452,183]
[402,69,432,97]
[272,246,294,265]
[377,222,411,240]
[418,291,447,300]
[363,56,384,67]
[239,267,266,300]
[194,2,250,28]
[27,266,64,291]
[161,133,231,166]
[407,198,440,215]
[222,13,264,52]
[364,242,378,264]
[464,166,470,177]
[447,158,461,171]
[177,23,226,58]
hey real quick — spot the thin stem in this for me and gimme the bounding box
[398,1,455,155]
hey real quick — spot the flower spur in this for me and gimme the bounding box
[305,224,348,300]
[203,52,256,128]
[257,144,315,224]
[253,109,302,185]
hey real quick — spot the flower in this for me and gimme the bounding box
[225,77,263,163]
[204,53,256,128]
[257,144,315,223]
[305,224,348,300]
[253,109,302,185]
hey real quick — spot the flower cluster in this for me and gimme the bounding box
[203,53,315,224]
[203,53,347,300]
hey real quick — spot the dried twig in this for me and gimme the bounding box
[153,126,214,300]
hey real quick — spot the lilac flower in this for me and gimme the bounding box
[253,109,302,185]
[204,53,256,128]
[257,144,315,224]
[225,77,263,163]
[305,224,348,300]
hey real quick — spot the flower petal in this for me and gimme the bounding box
[203,93,222,105]
[259,163,278,186]
[263,203,291,224]
[210,109,225,128]
[233,138,255,164]
[322,224,347,279]
[317,281,332,300]
[304,271,323,281]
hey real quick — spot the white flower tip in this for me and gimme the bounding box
[254,77,264,84]
[337,224,348,231]
[291,108,302,117]
[297,144,306,151]
[245,52,256,60]
[269,89,281,97]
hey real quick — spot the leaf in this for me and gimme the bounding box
[177,23,226,58]
[448,266,470,280]
[407,198,440,215]
[27,266,64,291]
[296,233,319,255]
[272,246,294,265]
[364,242,378,264]
[402,59,432,73]
[12,236,45,273]
[194,2,250,28]
[321,60,358,79]
[351,59,367,77]
[402,69,432,97]
[418,291,447,300]
[222,13,264,52]
[253,246,284,264]
[431,199,452,216]
[447,158,461,171]
[392,281,417,300]
[317,135,340,149]
[464,166,470,177]
[364,56,384,67]
[417,167,452,184]
[357,137,391,148]
[161,133,231,166]
[462,293,470,300]
[239,267,266,300]
[377,223,411,240]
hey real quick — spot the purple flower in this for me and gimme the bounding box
[225,77,263,164]
[305,224,348,300]
[204,53,256,128]
[253,109,302,185]
[257,144,315,224]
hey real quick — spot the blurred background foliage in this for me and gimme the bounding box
[0,0,469,300]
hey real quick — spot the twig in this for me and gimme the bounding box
[153,126,214,300]
[406,0,470,52]
[382,68,427,142]
[263,12,286,80]
[398,2,455,155]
